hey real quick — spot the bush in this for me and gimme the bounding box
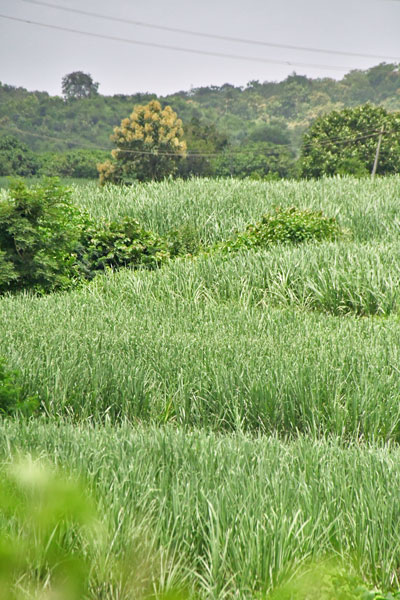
[79,216,171,277]
[0,179,83,294]
[215,206,343,253]
[0,178,177,293]
[166,223,203,257]
[0,358,38,416]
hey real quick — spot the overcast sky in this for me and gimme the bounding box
[1,0,400,97]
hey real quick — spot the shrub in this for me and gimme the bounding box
[0,358,38,416]
[0,179,83,294]
[215,206,343,253]
[0,178,178,293]
[166,223,203,257]
[79,216,171,276]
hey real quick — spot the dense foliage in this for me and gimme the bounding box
[0,357,38,416]
[61,70,99,100]
[39,148,109,178]
[177,117,229,178]
[0,179,82,294]
[300,104,400,177]
[0,136,39,177]
[0,179,177,291]
[80,216,170,276]
[216,206,342,253]
[98,100,187,183]
[1,63,400,177]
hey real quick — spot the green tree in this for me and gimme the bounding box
[213,142,295,179]
[98,100,187,183]
[247,121,291,145]
[0,136,39,176]
[0,179,82,294]
[38,149,109,178]
[299,104,400,178]
[178,117,228,178]
[61,71,99,100]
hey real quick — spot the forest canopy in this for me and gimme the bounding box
[0,63,399,179]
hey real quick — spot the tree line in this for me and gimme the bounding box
[1,64,400,180]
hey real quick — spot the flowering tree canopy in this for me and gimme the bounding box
[98,100,186,184]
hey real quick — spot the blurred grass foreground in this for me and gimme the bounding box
[0,456,187,600]
[0,453,398,600]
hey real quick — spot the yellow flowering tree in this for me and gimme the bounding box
[98,100,186,184]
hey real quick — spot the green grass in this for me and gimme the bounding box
[68,176,400,244]
[0,175,95,190]
[1,420,400,598]
[1,255,400,438]
[2,175,400,597]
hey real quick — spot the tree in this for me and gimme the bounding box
[97,100,187,183]
[213,142,295,179]
[247,122,291,145]
[0,136,39,176]
[299,104,400,178]
[61,72,99,100]
[178,117,228,178]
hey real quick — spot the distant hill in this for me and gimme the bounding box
[1,62,399,155]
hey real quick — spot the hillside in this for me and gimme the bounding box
[1,62,400,155]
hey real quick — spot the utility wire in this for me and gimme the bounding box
[0,13,355,72]
[19,0,400,62]
[2,124,394,158]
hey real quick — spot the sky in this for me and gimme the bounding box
[1,0,400,97]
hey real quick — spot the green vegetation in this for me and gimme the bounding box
[1,422,400,598]
[2,249,400,435]
[0,179,82,294]
[300,104,400,178]
[98,100,187,184]
[63,176,400,243]
[61,71,99,100]
[0,136,39,177]
[1,175,400,597]
[214,206,343,253]
[0,178,342,293]
[81,215,170,276]
[1,63,400,180]
[0,357,38,416]
[0,453,185,599]
[39,148,109,178]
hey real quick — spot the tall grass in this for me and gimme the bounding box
[1,420,400,598]
[2,176,400,598]
[1,258,400,437]
[68,176,400,243]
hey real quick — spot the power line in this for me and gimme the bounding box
[0,13,355,72]
[2,124,393,158]
[19,0,400,62]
